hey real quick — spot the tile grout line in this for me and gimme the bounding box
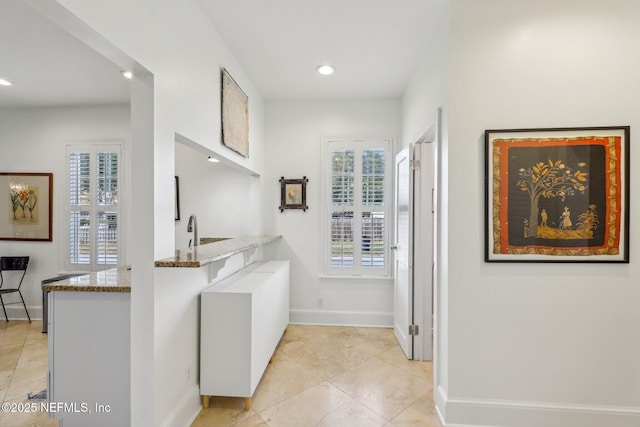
[312,396,355,427]
[192,325,439,427]
[371,355,434,421]
[1,328,28,404]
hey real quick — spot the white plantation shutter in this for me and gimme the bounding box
[331,212,355,268]
[331,150,355,268]
[96,151,119,205]
[361,212,385,268]
[68,211,90,265]
[68,152,90,205]
[362,149,385,206]
[325,138,391,276]
[96,212,118,265]
[67,145,122,271]
[68,151,91,266]
[361,148,386,270]
[96,151,119,266]
[331,150,354,205]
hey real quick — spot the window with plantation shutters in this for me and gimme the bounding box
[324,138,392,276]
[66,144,122,271]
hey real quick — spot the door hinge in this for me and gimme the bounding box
[410,159,420,170]
[409,324,419,336]
[431,188,435,213]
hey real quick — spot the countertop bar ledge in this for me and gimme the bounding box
[41,267,131,292]
[154,235,282,268]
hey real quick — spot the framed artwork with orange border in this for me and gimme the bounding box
[485,126,629,262]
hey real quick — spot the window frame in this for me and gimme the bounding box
[321,137,393,277]
[65,143,123,272]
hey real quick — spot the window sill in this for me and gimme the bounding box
[318,274,393,281]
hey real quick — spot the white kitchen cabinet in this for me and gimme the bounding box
[200,260,289,409]
[47,290,131,427]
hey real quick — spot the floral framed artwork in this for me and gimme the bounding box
[0,172,53,241]
[221,67,249,158]
[279,177,308,212]
[485,126,629,262]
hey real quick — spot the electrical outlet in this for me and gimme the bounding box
[186,367,191,383]
[317,297,324,307]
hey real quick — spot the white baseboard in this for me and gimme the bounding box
[436,384,640,427]
[289,309,393,327]
[0,305,43,321]
[157,384,201,427]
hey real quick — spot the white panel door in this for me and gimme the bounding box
[412,141,435,361]
[393,147,413,358]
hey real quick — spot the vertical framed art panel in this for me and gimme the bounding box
[485,126,629,262]
[175,176,181,221]
[0,172,53,241]
[221,68,249,158]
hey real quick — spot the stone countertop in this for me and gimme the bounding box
[41,267,131,293]
[199,237,231,245]
[154,235,282,268]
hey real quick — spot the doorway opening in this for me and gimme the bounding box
[393,110,439,361]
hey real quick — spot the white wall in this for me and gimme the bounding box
[442,1,640,425]
[174,142,259,248]
[400,0,450,403]
[264,99,400,327]
[0,105,130,318]
[54,0,266,260]
[45,1,267,425]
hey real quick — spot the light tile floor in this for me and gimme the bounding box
[192,325,442,427]
[0,320,58,427]
[0,321,441,427]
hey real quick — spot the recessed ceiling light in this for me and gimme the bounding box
[207,156,220,163]
[316,65,335,76]
[0,79,12,86]
[120,70,133,79]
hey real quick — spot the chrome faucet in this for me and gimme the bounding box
[187,214,198,248]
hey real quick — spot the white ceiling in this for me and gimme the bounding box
[0,0,444,107]
[0,0,130,108]
[197,0,444,100]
